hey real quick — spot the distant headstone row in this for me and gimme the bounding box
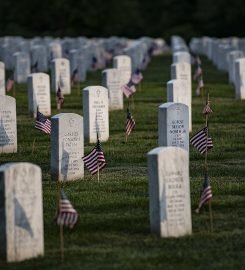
[190,36,245,100]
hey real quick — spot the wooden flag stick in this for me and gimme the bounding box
[204,92,213,232]
[31,138,36,154]
[60,223,64,261]
[57,182,64,261]
[131,95,135,110]
[208,200,214,233]
[125,133,128,143]
[97,164,100,183]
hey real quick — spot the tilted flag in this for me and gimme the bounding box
[121,80,136,98]
[126,109,136,136]
[131,68,143,85]
[35,110,51,134]
[190,127,213,154]
[6,74,15,92]
[193,65,203,81]
[196,75,204,96]
[203,99,213,114]
[55,189,78,229]
[56,86,64,110]
[82,139,106,175]
[71,68,78,85]
[31,61,39,73]
[196,172,213,213]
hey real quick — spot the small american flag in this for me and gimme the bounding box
[131,68,143,85]
[56,86,64,110]
[56,189,78,229]
[121,81,136,98]
[196,75,204,96]
[71,68,78,85]
[31,61,39,73]
[126,109,135,136]
[203,100,213,114]
[6,75,14,92]
[82,139,106,175]
[190,127,213,154]
[196,172,213,213]
[193,65,202,81]
[35,110,51,134]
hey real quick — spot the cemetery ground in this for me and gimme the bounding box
[0,54,244,270]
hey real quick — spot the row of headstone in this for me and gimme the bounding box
[146,36,192,238]
[190,36,245,100]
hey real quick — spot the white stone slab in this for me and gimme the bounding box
[235,58,245,100]
[0,96,17,153]
[13,52,30,83]
[158,102,189,152]
[173,52,191,64]
[51,58,71,94]
[167,80,192,132]
[102,68,123,111]
[83,86,109,143]
[51,113,84,181]
[0,162,44,262]
[28,73,51,117]
[147,146,192,237]
[113,55,131,85]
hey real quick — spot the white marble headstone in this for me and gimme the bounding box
[28,73,51,117]
[0,96,17,153]
[167,80,192,132]
[235,58,245,100]
[0,62,5,95]
[51,58,71,94]
[113,55,131,85]
[51,113,84,181]
[13,52,30,83]
[0,162,44,262]
[158,102,189,152]
[147,146,192,237]
[31,45,48,72]
[83,86,109,143]
[102,68,123,111]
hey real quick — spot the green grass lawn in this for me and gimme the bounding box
[0,54,245,270]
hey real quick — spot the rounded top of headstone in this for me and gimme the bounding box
[147,146,188,156]
[83,85,108,94]
[159,102,189,110]
[51,112,83,120]
[0,162,41,173]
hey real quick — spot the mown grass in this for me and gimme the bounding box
[0,54,245,270]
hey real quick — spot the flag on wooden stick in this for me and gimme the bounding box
[6,74,15,92]
[203,99,213,114]
[82,139,106,175]
[190,127,213,154]
[196,172,213,213]
[35,109,51,135]
[131,68,143,85]
[121,80,136,98]
[56,86,64,110]
[126,108,135,136]
[55,189,78,229]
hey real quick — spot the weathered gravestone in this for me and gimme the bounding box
[158,102,189,152]
[51,113,84,181]
[28,73,51,117]
[147,146,192,237]
[102,68,123,111]
[0,162,44,262]
[51,58,71,94]
[167,79,192,132]
[228,50,243,84]
[0,62,5,95]
[13,52,30,83]
[0,96,17,153]
[83,86,109,143]
[113,55,131,85]
[234,58,245,100]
